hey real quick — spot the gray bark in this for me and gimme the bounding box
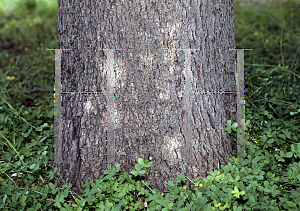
[55,0,237,194]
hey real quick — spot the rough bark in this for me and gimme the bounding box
[55,0,237,194]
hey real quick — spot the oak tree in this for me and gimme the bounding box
[54,0,237,194]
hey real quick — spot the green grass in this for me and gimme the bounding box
[0,0,300,210]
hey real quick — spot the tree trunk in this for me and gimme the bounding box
[55,0,237,194]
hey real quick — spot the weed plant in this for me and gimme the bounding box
[0,0,299,210]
